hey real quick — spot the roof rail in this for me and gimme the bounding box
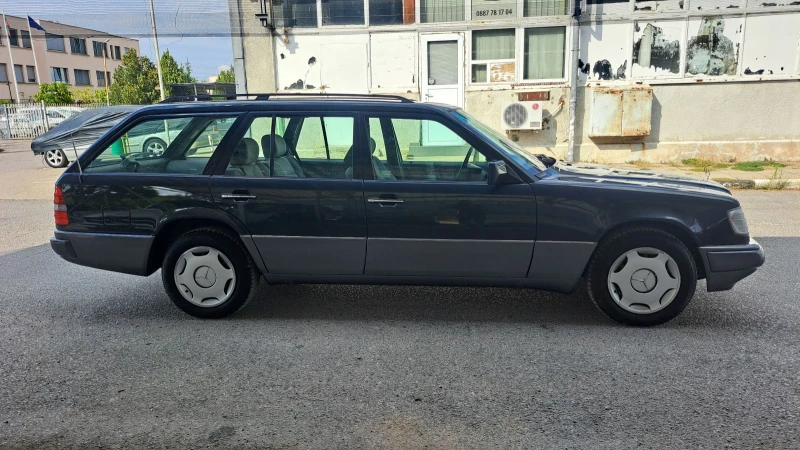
[160,93,415,104]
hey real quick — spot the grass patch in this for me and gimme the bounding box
[681,158,731,172]
[626,159,653,169]
[732,161,786,172]
[756,168,791,190]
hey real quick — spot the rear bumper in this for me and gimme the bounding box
[50,231,154,276]
[699,239,765,292]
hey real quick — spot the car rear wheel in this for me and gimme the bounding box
[161,228,258,319]
[44,149,68,168]
[143,137,167,156]
[586,227,697,326]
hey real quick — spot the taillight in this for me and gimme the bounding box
[54,186,69,226]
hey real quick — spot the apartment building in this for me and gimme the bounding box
[0,14,139,103]
[228,0,800,162]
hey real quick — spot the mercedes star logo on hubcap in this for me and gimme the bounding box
[194,266,217,288]
[630,269,657,293]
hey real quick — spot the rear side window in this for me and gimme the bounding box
[85,116,237,174]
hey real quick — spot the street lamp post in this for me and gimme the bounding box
[103,39,110,106]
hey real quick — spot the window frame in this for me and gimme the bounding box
[8,28,19,47]
[70,37,88,55]
[520,24,568,82]
[74,69,92,86]
[79,113,246,176]
[26,66,36,83]
[13,65,24,83]
[362,111,501,184]
[51,67,69,84]
[0,64,8,83]
[45,33,66,52]
[20,30,32,49]
[215,111,362,180]
[470,28,518,85]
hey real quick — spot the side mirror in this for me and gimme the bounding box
[487,161,518,186]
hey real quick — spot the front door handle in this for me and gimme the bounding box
[368,197,404,206]
[221,191,256,202]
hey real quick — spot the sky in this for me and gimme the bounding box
[3,0,234,80]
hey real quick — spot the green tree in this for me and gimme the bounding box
[216,66,235,84]
[109,49,160,105]
[160,50,196,97]
[33,83,74,104]
[72,87,106,104]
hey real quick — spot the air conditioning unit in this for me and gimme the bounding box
[500,101,544,131]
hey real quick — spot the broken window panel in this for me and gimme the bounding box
[586,0,630,15]
[524,0,568,16]
[740,13,800,76]
[420,0,465,23]
[632,20,682,77]
[685,16,742,77]
[524,27,566,80]
[578,22,629,81]
[322,0,365,25]
[690,0,746,10]
[270,0,318,28]
[634,0,683,12]
[370,0,415,25]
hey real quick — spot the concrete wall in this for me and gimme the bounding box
[575,80,800,163]
[231,0,277,94]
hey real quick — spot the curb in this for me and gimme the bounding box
[715,178,800,189]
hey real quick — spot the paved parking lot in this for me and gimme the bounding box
[1,142,798,448]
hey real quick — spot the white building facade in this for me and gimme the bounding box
[229,0,800,162]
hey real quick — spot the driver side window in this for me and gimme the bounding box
[367,117,488,182]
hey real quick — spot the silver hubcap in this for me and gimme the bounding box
[174,246,236,308]
[146,141,165,154]
[46,150,63,166]
[607,247,681,314]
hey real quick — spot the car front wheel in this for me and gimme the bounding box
[44,149,68,168]
[162,228,258,319]
[586,227,697,326]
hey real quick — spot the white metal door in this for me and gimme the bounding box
[420,33,464,108]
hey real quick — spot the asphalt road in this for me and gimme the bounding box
[1,143,798,448]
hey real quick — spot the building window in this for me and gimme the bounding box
[96,70,111,87]
[51,67,69,83]
[8,29,19,47]
[0,64,8,83]
[112,45,121,60]
[70,37,88,55]
[14,65,24,83]
[74,69,91,85]
[471,29,516,83]
[21,30,32,49]
[269,0,318,28]
[523,27,566,80]
[524,0,568,16]
[124,47,131,54]
[322,0,365,25]
[369,0,415,25]
[26,66,36,83]
[46,33,66,52]
[420,0,464,22]
[92,41,107,57]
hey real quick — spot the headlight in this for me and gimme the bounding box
[727,207,749,236]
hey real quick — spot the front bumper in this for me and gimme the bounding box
[699,238,765,292]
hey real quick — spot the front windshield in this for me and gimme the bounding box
[454,110,548,172]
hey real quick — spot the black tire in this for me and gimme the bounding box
[142,137,168,155]
[161,228,258,319]
[586,227,697,326]
[44,148,69,168]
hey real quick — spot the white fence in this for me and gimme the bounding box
[0,102,104,140]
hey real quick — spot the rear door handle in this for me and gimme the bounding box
[367,197,404,207]
[221,191,256,202]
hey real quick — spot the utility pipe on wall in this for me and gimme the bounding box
[566,0,582,163]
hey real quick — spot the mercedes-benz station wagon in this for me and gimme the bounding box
[50,94,764,326]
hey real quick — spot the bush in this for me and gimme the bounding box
[32,83,74,104]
